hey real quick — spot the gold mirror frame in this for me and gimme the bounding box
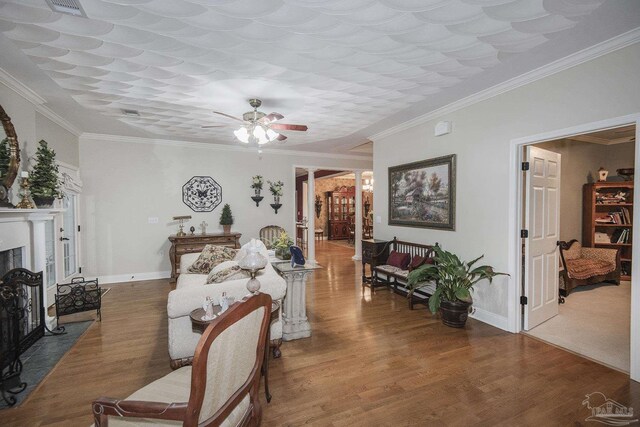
[0,104,20,191]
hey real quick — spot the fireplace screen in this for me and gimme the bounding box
[0,269,45,406]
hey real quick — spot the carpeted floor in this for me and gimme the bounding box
[525,281,630,372]
[0,321,94,409]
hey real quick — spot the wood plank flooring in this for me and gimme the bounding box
[2,241,638,426]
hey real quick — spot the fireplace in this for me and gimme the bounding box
[0,247,23,277]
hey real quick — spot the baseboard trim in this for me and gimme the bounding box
[469,307,510,332]
[97,271,170,285]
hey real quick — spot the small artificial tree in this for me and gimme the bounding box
[0,138,9,180]
[30,140,61,200]
[219,203,234,226]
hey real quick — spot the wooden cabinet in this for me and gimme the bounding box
[326,187,355,240]
[583,182,633,280]
[168,233,241,283]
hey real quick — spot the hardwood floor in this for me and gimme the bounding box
[3,241,638,426]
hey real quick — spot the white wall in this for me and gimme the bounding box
[79,136,372,281]
[536,139,635,242]
[373,43,640,326]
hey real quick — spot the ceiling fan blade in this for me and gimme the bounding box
[212,111,244,122]
[262,112,284,123]
[270,123,308,132]
[276,134,287,141]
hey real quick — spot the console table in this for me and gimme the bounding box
[361,239,389,293]
[272,261,321,341]
[168,233,241,283]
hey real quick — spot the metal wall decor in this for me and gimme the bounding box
[182,176,222,212]
[388,154,456,230]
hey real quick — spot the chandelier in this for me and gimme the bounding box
[233,122,280,145]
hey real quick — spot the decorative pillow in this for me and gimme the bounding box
[187,245,238,274]
[408,255,426,271]
[206,261,250,284]
[424,257,436,265]
[387,251,410,270]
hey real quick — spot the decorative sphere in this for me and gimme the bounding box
[246,277,261,294]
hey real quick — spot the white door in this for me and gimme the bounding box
[523,146,561,330]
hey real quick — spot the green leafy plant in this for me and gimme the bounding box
[219,203,234,225]
[251,175,263,190]
[30,140,61,198]
[407,246,508,313]
[0,138,9,180]
[267,180,284,197]
[273,231,293,250]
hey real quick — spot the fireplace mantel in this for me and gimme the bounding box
[0,208,65,219]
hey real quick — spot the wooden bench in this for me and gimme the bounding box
[370,237,438,309]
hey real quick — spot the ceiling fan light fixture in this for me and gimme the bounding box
[265,128,279,141]
[233,126,249,143]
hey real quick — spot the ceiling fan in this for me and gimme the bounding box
[203,98,308,145]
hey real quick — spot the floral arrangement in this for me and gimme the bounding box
[273,231,293,250]
[268,180,284,197]
[251,175,263,191]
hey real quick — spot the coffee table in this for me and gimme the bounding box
[189,300,280,402]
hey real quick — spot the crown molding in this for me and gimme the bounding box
[80,133,373,161]
[369,28,640,142]
[0,67,82,136]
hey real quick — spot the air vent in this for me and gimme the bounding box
[45,0,87,17]
[121,109,140,117]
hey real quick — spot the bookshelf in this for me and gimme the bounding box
[583,182,633,280]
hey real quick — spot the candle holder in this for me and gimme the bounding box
[251,195,264,207]
[15,177,35,209]
[172,215,192,237]
[270,203,282,214]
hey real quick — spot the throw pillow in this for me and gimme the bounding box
[408,255,425,271]
[206,261,250,284]
[387,250,410,270]
[187,245,238,274]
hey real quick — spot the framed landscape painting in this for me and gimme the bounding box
[388,154,456,230]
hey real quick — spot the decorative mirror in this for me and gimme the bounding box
[0,104,20,207]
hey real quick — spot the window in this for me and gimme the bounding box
[62,194,78,278]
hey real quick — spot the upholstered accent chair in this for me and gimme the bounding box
[558,240,621,296]
[92,293,272,427]
[259,225,285,249]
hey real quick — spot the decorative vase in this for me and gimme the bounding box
[439,300,472,328]
[274,195,280,204]
[223,224,231,234]
[254,188,261,196]
[275,246,291,260]
[32,196,55,208]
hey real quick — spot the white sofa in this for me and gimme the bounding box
[167,242,286,368]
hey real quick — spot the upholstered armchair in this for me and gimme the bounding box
[558,240,621,296]
[259,225,285,249]
[92,293,272,427]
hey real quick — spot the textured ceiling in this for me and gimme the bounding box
[0,0,632,150]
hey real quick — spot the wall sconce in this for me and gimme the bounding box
[315,195,322,218]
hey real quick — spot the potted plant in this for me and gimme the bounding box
[407,246,507,328]
[251,175,263,196]
[219,203,233,234]
[273,231,293,260]
[267,180,284,204]
[30,140,61,207]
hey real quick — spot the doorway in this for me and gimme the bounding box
[519,123,637,374]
